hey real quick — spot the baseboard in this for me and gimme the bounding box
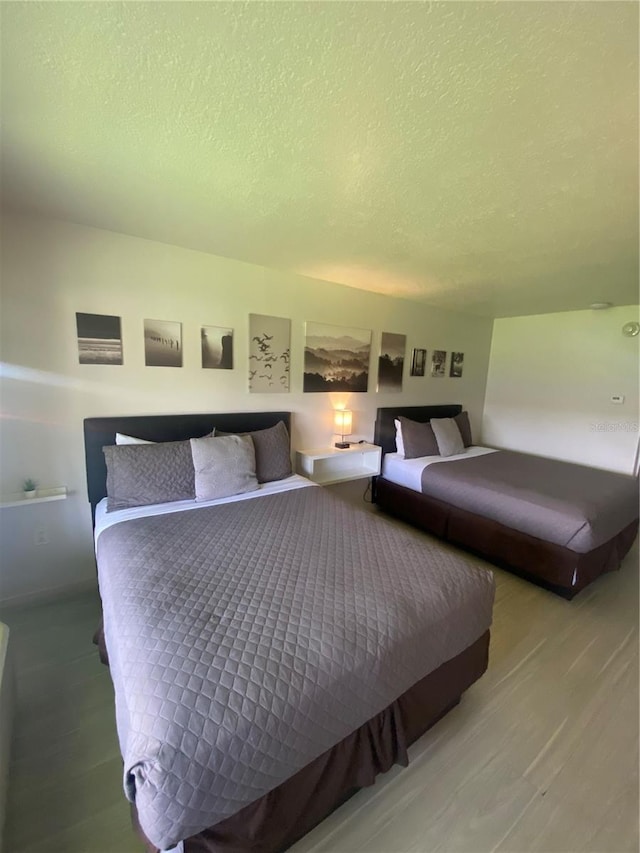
[0,577,98,611]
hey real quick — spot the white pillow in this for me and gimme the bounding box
[116,428,215,445]
[115,433,153,445]
[394,419,405,457]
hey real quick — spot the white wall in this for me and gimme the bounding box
[483,307,640,474]
[0,214,494,604]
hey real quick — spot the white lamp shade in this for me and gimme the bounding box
[334,409,353,436]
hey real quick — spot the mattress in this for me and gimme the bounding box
[96,481,494,850]
[382,449,638,553]
[382,446,497,491]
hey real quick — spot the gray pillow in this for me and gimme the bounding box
[430,418,465,457]
[104,440,195,512]
[398,416,440,459]
[217,421,292,483]
[454,411,473,447]
[190,434,259,501]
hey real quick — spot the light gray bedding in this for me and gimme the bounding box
[420,450,639,552]
[97,486,494,849]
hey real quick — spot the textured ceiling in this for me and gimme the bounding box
[1,1,638,317]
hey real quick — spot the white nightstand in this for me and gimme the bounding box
[296,443,382,486]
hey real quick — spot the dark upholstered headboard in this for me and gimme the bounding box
[83,411,291,520]
[374,405,462,456]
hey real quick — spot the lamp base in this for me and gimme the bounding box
[334,441,351,449]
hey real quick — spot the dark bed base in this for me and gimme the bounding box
[374,477,638,598]
[95,628,490,853]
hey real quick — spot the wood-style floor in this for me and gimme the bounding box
[2,534,638,853]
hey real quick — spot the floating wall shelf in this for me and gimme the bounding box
[296,443,382,486]
[0,487,67,509]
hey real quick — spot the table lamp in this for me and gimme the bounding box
[334,409,352,449]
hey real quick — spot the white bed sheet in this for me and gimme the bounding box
[382,446,498,492]
[94,473,316,544]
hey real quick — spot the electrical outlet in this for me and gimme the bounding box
[34,526,48,546]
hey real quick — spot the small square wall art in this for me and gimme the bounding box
[450,351,464,378]
[410,348,426,377]
[144,319,182,367]
[431,350,447,378]
[249,314,291,392]
[202,326,233,369]
[76,312,123,365]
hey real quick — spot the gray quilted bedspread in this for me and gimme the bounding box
[420,451,639,553]
[97,487,494,849]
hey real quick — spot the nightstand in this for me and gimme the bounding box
[296,443,382,486]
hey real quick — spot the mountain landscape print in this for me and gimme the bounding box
[304,322,371,392]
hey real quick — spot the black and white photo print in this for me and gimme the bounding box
[144,319,182,367]
[76,312,123,365]
[202,326,233,369]
[377,332,406,392]
[431,349,447,378]
[410,348,426,377]
[249,314,290,392]
[450,351,464,378]
[304,322,371,392]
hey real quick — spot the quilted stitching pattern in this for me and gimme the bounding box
[454,411,473,447]
[217,421,292,483]
[97,488,494,849]
[104,441,195,511]
[190,435,258,500]
[420,450,640,552]
[399,416,440,458]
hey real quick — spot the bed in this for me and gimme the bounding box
[84,411,495,853]
[374,405,639,598]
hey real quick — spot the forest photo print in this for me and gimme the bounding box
[304,322,371,392]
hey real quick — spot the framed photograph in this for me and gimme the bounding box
[450,351,464,378]
[304,322,371,392]
[144,319,182,367]
[249,314,290,392]
[431,349,447,378]
[201,326,233,369]
[410,348,426,377]
[76,312,123,365]
[377,332,406,392]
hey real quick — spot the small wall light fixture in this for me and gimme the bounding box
[334,409,353,449]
